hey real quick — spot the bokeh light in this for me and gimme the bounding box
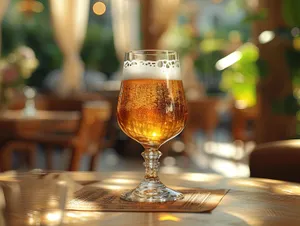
[163,156,176,166]
[159,214,181,222]
[291,27,300,37]
[93,2,106,16]
[258,31,275,44]
[216,51,242,71]
[172,140,185,153]
[18,1,44,13]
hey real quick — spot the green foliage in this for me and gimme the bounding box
[283,48,300,116]
[2,10,62,87]
[226,0,267,24]
[81,24,119,74]
[272,95,299,115]
[255,58,268,78]
[199,39,225,53]
[243,9,268,24]
[226,0,248,13]
[194,50,223,76]
[297,121,300,137]
[286,48,300,84]
[273,1,300,121]
[282,0,300,27]
[160,26,197,57]
[220,43,259,107]
[2,0,119,88]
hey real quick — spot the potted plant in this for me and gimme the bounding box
[0,46,39,111]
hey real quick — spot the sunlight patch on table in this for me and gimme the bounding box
[159,214,181,222]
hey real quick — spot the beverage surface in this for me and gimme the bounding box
[117,78,187,147]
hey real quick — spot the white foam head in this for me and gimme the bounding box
[123,60,181,80]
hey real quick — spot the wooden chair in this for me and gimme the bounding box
[249,139,300,183]
[71,101,111,170]
[0,95,83,171]
[97,90,120,150]
[0,141,37,171]
[0,99,111,171]
[231,105,258,142]
[9,93,105,111]
[182,97,220,145]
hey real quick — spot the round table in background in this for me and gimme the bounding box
[58,171,300,226]
[0,110,80,140]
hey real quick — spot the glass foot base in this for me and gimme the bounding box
[120,178,184,202]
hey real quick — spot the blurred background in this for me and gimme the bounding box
[0,0,299,179]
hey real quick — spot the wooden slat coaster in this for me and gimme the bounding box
[67,186,228,213]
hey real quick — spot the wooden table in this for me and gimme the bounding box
[1,171,300,225]
[0,110,81,171]
[1,110,80,121]
[0,110,80,140]
[1,171,296,226]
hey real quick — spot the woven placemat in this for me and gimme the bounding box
[67,186,228,213]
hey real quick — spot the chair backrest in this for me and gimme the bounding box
[249,140,300,183]
[186,97,219,133]
[76,100,111,154]
[9,93,105,111]
[231,105,258,141]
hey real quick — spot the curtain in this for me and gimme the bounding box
[111,0,139,62]
[0,0,10,55]
[152,0,180,48]
[141,0,180,49]
[49,0,90,96]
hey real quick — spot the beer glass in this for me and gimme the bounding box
[117,50,188,202]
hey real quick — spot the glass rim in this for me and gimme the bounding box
[126,49,178,56]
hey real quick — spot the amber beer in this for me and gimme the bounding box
[117,78,188,147]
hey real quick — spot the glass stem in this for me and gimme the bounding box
[142,148,162,179]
